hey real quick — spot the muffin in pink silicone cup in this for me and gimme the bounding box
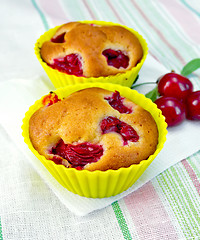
[35,20,148,88]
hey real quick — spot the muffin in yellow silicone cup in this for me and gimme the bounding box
[22,82,167,198]
[35,20,148,88]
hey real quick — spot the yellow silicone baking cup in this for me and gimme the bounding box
[35,20,148,89]
[22,82,167,198]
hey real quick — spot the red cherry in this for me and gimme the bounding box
[102,49,129,69]
[51,140,103,168]
[154,96,186,127]
[185,91,200,120]
[157,72,193,100]
[51,32,65,43]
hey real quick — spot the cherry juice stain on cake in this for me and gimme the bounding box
[42,92,61,106]
[102,49,129,69]
[105,91,132,113]
[49,54,83,76]
[51,140,103,169]
[100,116,139,145]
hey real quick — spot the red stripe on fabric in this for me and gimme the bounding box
[82,0,96,20]
[160,0,200,44]
[38,0,69,26]
[182,159,200,195]
[130,0,186,65]
[124,182,178,239]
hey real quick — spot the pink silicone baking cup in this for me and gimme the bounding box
[22,83,167,198]
[35,20,148,88]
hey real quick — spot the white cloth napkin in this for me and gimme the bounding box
[1,55,200,216]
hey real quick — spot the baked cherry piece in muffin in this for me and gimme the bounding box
[40,22,143,77]
[29,88,158,171]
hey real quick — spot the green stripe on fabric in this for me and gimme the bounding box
[156,171,190,237]
[31,0,49,30]
[62,0,84,20]
[112,201,132,240]
[0,219,3,240]
[116,0,176,70]
[173,165,200,231]
[62,0,93,20]
[86,0,118,21]
[181,0,200,18]
[141,1,198,64]
[188,151,200,177]
[167,168,197,237]
[179,162,200,206]
[133,1,184,67]
[156,165,200,238]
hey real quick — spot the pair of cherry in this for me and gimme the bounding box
[154,72,200,127]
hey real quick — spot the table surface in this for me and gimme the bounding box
[1,0,200,239]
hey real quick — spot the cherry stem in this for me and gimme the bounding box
[131,82,157,89]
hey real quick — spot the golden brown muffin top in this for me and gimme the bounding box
[29,88,158,171]
[40,22,143,77]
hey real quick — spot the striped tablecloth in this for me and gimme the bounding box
[0,0,200,239]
